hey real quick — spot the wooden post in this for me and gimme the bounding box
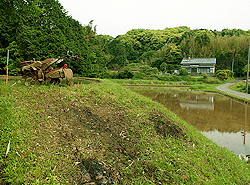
[232,57,234,73]
[246,45,250,93]
[6,50,9,85]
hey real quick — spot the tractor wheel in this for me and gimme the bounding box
[66,80,74,86]
[25,82,31,86]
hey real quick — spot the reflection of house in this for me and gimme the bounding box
[181,57,216,75]
[180,94,214,110]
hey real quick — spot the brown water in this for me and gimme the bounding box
[127,86,250,155]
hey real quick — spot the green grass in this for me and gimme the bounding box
[185,78,235,92]
[110,76,227,87]
[110,77,233,93]
[188,84,220,91]
[228,80,247,93]
[1,78,250,184]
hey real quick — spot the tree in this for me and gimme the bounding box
[0,0,111,77]
[117,69,133,79]
[160,62,167,72]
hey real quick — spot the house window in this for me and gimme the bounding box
[198,68,205,73]
[199,68,210,73]
[191,68,197,73]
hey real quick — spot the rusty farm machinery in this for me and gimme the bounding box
[18,51,78,86]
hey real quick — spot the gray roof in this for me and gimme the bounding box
[181,58,216,64]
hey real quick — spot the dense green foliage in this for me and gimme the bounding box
[0,0,110,78]
[1,0,250,78]
[216,70,234,80]
[106,28,250,77]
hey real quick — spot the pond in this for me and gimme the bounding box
[127,86,250,155]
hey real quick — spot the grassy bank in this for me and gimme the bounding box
[1,79,250,184]
[110,76,233,91]
[228,80,248,93]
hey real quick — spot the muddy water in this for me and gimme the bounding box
[127,86,250,155]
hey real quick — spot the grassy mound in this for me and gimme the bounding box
[1,79,250,184]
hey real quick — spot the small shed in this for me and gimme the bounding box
[181,57,216,75]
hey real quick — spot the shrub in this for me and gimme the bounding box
[240,84,250,94]
[216,70,234,79]
[102,71,115,79]
[156,74,171,81]
[203,73,208,79]
[178,68,189,76]
[139,65,159,75]
[132,72,146,80]
[117,69,133,79]
[216,71,228,80]
[225,70,234,77]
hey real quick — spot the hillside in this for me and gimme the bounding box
[1,79,250,184]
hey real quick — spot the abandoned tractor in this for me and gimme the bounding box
[18,51,78,86]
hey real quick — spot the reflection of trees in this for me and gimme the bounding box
[177,98,249,133]
[128,87,250,133]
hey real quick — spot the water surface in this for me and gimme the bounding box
[127,86,250,155]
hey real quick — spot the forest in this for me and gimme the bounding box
[1,0,250,78]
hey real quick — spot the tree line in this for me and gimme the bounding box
[0,0,111,78]
[106,27,250,77]
[1,0,250,78]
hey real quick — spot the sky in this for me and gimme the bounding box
[58,0,250,37]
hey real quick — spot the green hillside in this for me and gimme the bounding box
[1,79,250,184]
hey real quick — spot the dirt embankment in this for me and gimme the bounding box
[3,78,250,184]
[4,79,184,184]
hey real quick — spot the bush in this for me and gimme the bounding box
[216,71,228,80]
[156,74,183,81]
[178,68,189,76]
[156,74,171,81]
[102,71,116,79]
[216,70,234,80]
[139,65,159,75]
[203,73,208,79]
[117,69,133,79]
[132,72,146,79]
[241,84,250,94]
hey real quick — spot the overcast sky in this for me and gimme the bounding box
[58,0,250,37]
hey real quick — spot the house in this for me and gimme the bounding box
[181,57,216,75]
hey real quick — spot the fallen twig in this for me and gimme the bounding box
[16,152,21,157]
[5,140,10,157]
[52,165,57,172]
[126,161,134,169]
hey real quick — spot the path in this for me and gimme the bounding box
[216,79,250,100]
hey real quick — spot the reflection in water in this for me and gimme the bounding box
[243,105,247,145]
[127,86,250,155]
[180,94,214,110]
